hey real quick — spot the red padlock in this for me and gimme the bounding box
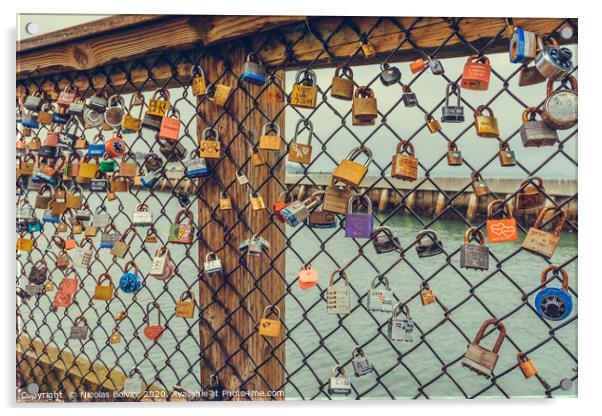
[105,134,128,158]
[409,58,426,74]
[57,86,77,107]
[159,108,181,141]
[143,302,165,341]
[45,131,59,147]
[298,265,319,289]
[53,290,72,308]
[461,55,491,91]
[273,192,292,223]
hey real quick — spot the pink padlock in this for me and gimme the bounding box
[45,131,59,147]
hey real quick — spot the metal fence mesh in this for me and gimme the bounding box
[16,16,577,401]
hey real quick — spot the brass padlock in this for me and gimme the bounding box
[288,119,313,165]
[360,38,376,58]
[331,65,355,101]
[460,227,489,271]
[498,141,516,167]
[175,290,195,318]
[462,319,506,378]
[332,147,373,187]
[447,142,463,166]
[199,127,221,159]
[259,122,282,151]
[122,93,145,133]
[517,352,538,379]
[420,282,436,306]
[250,146,266,167]
[290,70,318,109]
[323,180,354,215]
[219,191,232,210]
[471,172,489,197]
[352,87,378,122]
[191,65,207,96]
[474,105,499,138]
[210,83,232,107]
[425,114,441,134]
[516,176,546,210]
[391,140,418,182]
[258,305,282,337]
[250,191,265,211]
[522,206,567,259]
[147,89,171,117]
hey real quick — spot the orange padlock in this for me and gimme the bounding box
[298,265,319,289]
[409,58,426,74]
[486,199,518,243]
[461,55,491,91]
[105,134,127,158]
[517,352,538,379]
[159,108,181,141]
[45,131,59,147]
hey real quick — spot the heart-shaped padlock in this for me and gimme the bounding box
[143,301,165,341]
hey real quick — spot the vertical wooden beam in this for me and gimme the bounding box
[197,46,285,400]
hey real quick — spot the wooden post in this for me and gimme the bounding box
[196,45,286,399]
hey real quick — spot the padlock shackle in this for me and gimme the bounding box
[391,302,410,319]
[108,94,125,107]
[180,290,194,301]
[135,202,150,212]
[347,194,372,215]
[205,251,218,262]
[329,268,349,287]
[471,171,484,182]
[97,273,115,287]
[127,92,145,116]
[151,88,171,102]
[546,75,578,96]
[467,54,490,65]
[532,206,567,237]
[303,192,324,210]
[201,127,219,141]
[472,318,506,354]
[174,208,194,226]
[293,119,313,145]
[128,367,143,377]
[474,105,494,118]
[80,237,94,249]
[370,274,390,290]
[516,352,530,364]
[540,264,569,291]
[354,86,375,99]
[155,245,171,259]
[487,199,513,220]
[120,226,138,245]
[73,315,88,326]
[415,229,440,244]
[331,365,347,378]
[191,64,205,77]
[334,64,353,79]
[463,226,485,245]
[263,305,281,319]
[445,83,461,106]
[52,236,66,249]
[294,69,316,86]
[124,260,141,275]
[351,346,366,358]
[261,122,281,137]
[519,176,545,191]
[345,146,373,166]
[401,84,413,94]
[145,301,162,325]
[498,141,512,152]
[395,140,415,157]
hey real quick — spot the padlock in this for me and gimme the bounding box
[87,92,108,113]
[522,206,567,259]
[288,119,313,165]
[150,246,171,277]
[360,37,376,57]
[100,223,120,248]
[109,329,121,344]
[71,238,93,269]
[105,95,125,128]
[518,64,547,87]
[272,192,292,222]
[147,88,171,117]
[351,347,374,377]
[428,57,445,75]
[69,316,89,340]
[517,352,538,379]
[259,305,281,337]
[345,195,373,239]
[140,169,163,190]
[250,191,266,211]
[100,154,117,174]
[541,75,578,130]
[509,28,538,63]
[33,156,65,186]
[486,199,518,243]
[67,98,86,117]
[367,274,395,313]
[379,63,401,86]
[83,105,104,128]
[280,192,321,227]
[119,152,138,177]
[119,261,143,293]
[78,155,99,179]
[184,153,209,179]
[111,226,137,258]
[24,92,44,112]
[391,140,418,181]
[352,87,378,122]
[249,146,266,167]
[333,147,372,187]
[441,83,464,123]
[105,133,128,158]
[401,84,418,107]
[206,374,224,401]
[446,142,463,166]
[74,204,91,221]
[42,208,60,223]
[52,105,70,125]
[34,184,52,209]
[498,142,516,167]
[204,252,223,275]
[53,289,72,308]
[298,264,319,289]
[420,282,436,306]
[28,260,48,286]
[327,269,350,315]
[93,274,115,301]
[306,196,337,229]
[91,205,110,227]
[20,111,40,129]
[259,122,282,151]
[159,108,181,141]
[290,69,318,109]
[461,55,491,91]
[535,265,573,321]
[191,65,207,96]
[516,176,546,210]
[159,139,187,162]
[460,227,489,271]
[58,119,79,151]
[143,302,165,341]
[239,234,269,257]
[59,275,78,296]
[145,227,159,243]
[409,57,426,74]
[199,127,221,158]
[175,290,196,318]
[474,105,499,138]
[37,104,54,125]
[169,209,194,244]
[323,180,354,215]
[471,172,489,197]
[90,171,109,193]
[209,83,232,107]
[331,65,355,100]
[123,367,144,397]
[16,236,33,252]
[371,226,402,254]
[520,107,559,147]
[219,191,233,211]
[462,319,506,378]
[425,114,441,134]
[328,366,352,395]
[122,93,145,133]
[132,202,153,226]
[27,136,41,152]
[387,302,414,342]
[415,229,444,258]
[235,169,249,186]
[241,53,267,85]
[534,37,574,81]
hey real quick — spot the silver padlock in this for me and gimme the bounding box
[88,93,108,113]
[460,227,489,271]
[327,269,350,315]
[132,202,153,226]
[69,317,89,340]
[280,193,321,227]
[371,226,402,254]
[236,170,249,185]
[541,76,578,130]
[24,94,44,112]
[67,98,86,117]
[328,365,352,395]
[204,252,223,275]
[105,95,125,128]
[387,302,414,342]
[123,367,143,397]
[83,107,104,128]
[520,107,559,147]
[441,83,464,123]
[428,57,445,75]
[185,154,209,178]
[92,206,110,228]
[71,245,93,269]
[150,247,170,277]
[367,275,395,313]
[534,38,574,81]
[351,347,374,377]
[240,53,267,85]
[141,170,163,189]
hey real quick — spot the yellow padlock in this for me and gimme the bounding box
[259,305,282,337]
[290,70,318,109]
[175,290,195,318]
[93,274,115,301]
[332,147,373,187]
[16,237,33,252]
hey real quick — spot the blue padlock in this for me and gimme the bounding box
[509,28,537,64]
[88,143,106,157]
[52,110,70,125]
[119,262,143,294]
[534,265,573,321]
[28,221,43,233]
[185,154,209,178]
[42,210,60,223]
[21,113,40,128]
[240,53,266,86]
[141,170,162,189]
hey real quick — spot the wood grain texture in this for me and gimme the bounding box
[196,47,285,399]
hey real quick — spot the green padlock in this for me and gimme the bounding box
[100,156,117,173]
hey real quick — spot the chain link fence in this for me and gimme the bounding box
[16,16,577,401]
